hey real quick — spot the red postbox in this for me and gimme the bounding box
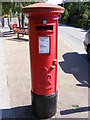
[12,24,17,33]
[23,3,64,119]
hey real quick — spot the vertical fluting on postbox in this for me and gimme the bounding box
[23,3,64,119]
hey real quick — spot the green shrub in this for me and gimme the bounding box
[83,13,88,20]
[78,19,82,27]
[25,21,28,26]
[3,14,9,18]
[61,9,69,24]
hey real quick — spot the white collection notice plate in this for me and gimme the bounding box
[39,36,50,54]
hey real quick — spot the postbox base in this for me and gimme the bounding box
[31,91,57,119]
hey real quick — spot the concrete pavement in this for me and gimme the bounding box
[0,33,11,119]
[0,28,89,119]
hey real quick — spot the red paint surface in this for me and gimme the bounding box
[12,24,17,32]
[23,3,64,95]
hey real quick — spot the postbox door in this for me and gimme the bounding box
[32,24,57,95]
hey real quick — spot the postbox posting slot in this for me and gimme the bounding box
[36,25,53,31]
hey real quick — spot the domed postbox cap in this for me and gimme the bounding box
[23,3,64,16]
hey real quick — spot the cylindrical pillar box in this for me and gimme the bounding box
[23,3,64,119]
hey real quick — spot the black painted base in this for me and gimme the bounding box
[31,91,57,119]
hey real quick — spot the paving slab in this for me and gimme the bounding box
[0,34,11,119]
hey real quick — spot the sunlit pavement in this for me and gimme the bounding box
[0,32,11,119]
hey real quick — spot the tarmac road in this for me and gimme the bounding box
[58,24,87,54]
